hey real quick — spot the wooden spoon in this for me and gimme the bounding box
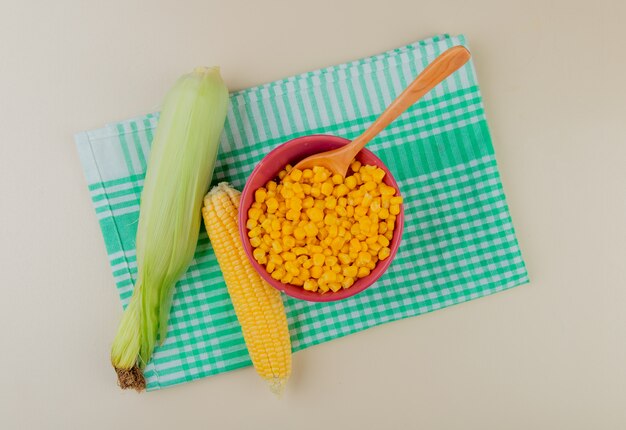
[294,45,471,176]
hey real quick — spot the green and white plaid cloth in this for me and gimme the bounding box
[76,34,528,390]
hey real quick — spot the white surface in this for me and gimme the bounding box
[1,0,625,428]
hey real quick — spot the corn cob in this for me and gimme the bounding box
[202,182,292,394]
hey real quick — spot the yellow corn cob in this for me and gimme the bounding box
[202,182,292,395]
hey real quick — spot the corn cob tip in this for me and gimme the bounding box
[114,365,146,392]
[268,377,288,398]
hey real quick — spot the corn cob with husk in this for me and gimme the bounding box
[110,67,229,390]
[202,182,292,395]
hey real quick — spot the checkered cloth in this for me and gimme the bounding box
[76,34,528,390]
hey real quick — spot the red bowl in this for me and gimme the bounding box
[239,135,404,302]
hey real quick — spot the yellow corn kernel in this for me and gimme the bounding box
[303,279,318,291]
[345,176,357,189]
[325,255,338,267]
[312,166,330,182]
[310,184,321,197]
[294,226,306,240]
[389,204,400,215]
[325,196,337,209]
[390,196,403,205]
[253,248,266,263]
[246,219,258,230]
[343,265,358,278]
[270,230,281,239]
[272,241,284,253]
[341,277,355,289]
[281,187,295,199]
[363,181,376,192]
[293,182,303,194]
[312,253,325,266]
[302,258,313,269]
[284,261,299,276]
[281,273,293,284]
[355,206,368,218]
[324,213,337,226]
[378,207,389,220]
[372,168,386,182]
[248,207,262,220]
[333,184,349,197]
[291,277,304,286]
[250,236,262,248]
[346,205,354,217]
[285,208,300,221]
[368,242,381,255]
[378,246,391,260]
[265,261,276,274]
[266,198,279,213]
[328,282,342,292]
[281,223,293,236]
[289,197,302,210]
[255,188,267,203]
[306,207,324,222]
[381,185,396,196]
[368,223,378,236]
[350,160,361,172]
[369,198,381,213]
[331,237,345,252]
[379,222,387,234]
[321,271,337,283]
[378,235,390,247]
[366,260,376,270]
[292,246,307,256]
[384,230,393,240]
[357,267,371,278]
[361,193,373,207]
[282,251,296,261]
[323,248,333,257]
[356,251,371,266]
[304,222,318,237]
[302,169,313,179]
[331,174,343,185]
[338,253,352,265]
[310,266,323,278]
[290,168,303,181]
[248,226,262,238]
[327,224,338,238]
[266,181,277,191]
[302,196,314,208]
[321,181,334,196]
[365,236,378,245]
[359,216,371,230]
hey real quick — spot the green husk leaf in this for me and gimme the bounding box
[111,67,229,388]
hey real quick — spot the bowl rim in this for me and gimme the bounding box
[239,134,404,302]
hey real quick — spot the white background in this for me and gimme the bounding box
[1,0,625,428]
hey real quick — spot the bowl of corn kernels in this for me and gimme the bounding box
[239,134,404,302]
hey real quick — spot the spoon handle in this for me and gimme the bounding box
[349,45,471,154]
